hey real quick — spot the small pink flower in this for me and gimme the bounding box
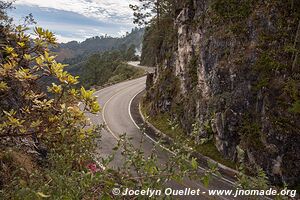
[86,163,100,173]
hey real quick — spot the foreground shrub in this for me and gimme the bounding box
[0,23,200,199]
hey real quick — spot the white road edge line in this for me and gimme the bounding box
[102,91,120,140]
[93,78,231,200]
[101,82,215,198]
[127,89,221,198]
[128,89,237,187]
[78,76,145,107]
[102,80,146,141]
[128,89,176,155]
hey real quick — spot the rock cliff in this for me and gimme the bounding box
[143,0,300,186]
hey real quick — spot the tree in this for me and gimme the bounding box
[0,5,208,199]
[130,0,167,27]
[0,1,12,24]
[0,24,100,143]
[130,0,186,27]
[125,44,137,60]
[0,26,201,199]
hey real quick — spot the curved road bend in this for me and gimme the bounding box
[86,63,248,200]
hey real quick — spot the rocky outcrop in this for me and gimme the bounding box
[144,0,300,186]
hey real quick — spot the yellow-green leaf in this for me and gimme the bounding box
[47,83,62,94]
[17,42,25,48]
[0,81,9,91]
[5,46,14,54]
[23,54,31,60]
[191,158,198,170]
[36,192,50,198]
[91,101,100,113]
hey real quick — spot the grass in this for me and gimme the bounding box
[107,64,146,85]
[141,101,236,169]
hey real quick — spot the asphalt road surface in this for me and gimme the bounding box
[86,62,250,200]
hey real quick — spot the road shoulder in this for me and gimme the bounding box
[129,90,239,184]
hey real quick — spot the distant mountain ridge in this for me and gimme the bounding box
[53,28,144,63]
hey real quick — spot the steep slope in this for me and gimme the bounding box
[143,0,300,186]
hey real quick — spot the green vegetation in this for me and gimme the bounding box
[141,101,236,169]
[107,63,145,83]
[54,28,144,62]
[236,147,270,190]
[51,28,146,90]
[70,49,145,89]
[211,0,255,37]
[251,1,300,121]
[0,22,101,198]
[130,0,180,66]
[0,5,203,199]
[186,55,199,90]
[239,119,265,151]
[140,16,176,66]
[289,100,300,114]
[254,51,285,74]
[137,0,300,190]
[212,0,254,22]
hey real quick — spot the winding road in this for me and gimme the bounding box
[86,62,249,200]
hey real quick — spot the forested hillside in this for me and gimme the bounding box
[51,28,145,89]
[53,28,144,63]
[67,48,144,88]
[140,0,300,187]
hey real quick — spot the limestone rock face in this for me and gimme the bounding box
[145,0,300,186]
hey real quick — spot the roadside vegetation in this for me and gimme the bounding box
[141,100,236,169]
[68,49,145,89]
[1,0,296,199]
[133,0,300,194]
[131,0,300,196]
[0,3,202,199]
[55,29,146,90]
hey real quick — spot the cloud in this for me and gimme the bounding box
[9,4,137,42]
[117,29,128,37]
[55,34,84,43]
[12,0,139,25]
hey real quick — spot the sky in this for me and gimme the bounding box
[7,0,139,43]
